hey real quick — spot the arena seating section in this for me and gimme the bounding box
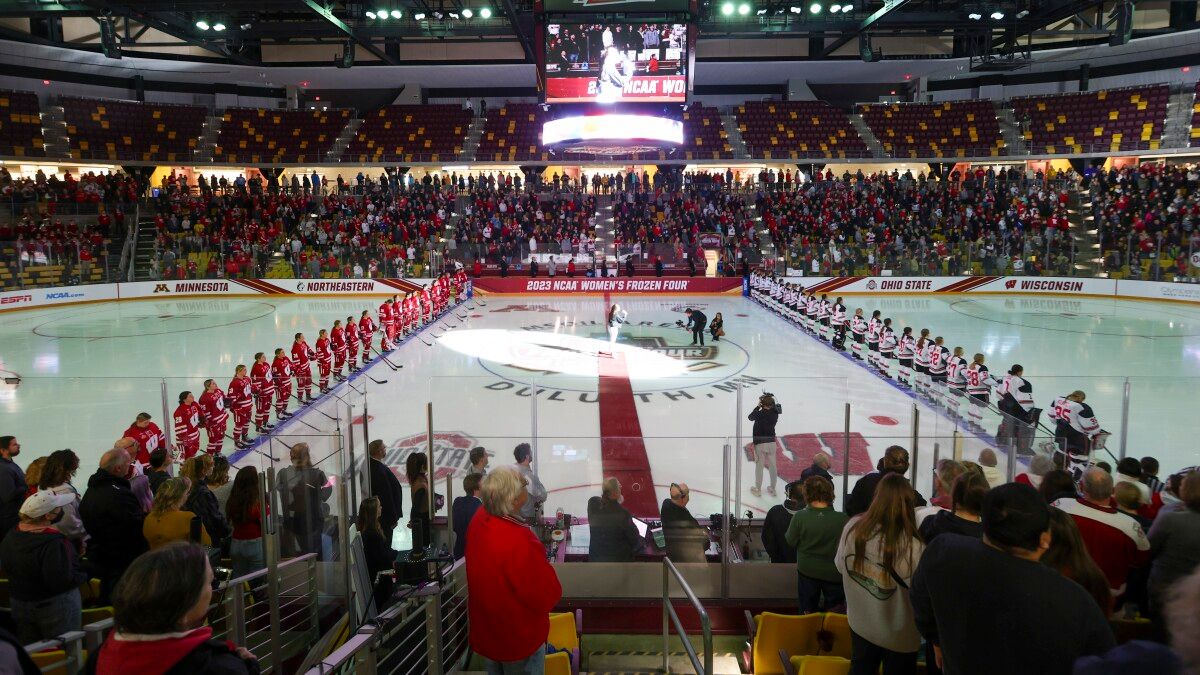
[477,103,548,162]
[345,104,472,163]
[62,97,206,162]
[858,99,1004,158]
[1191,80,1200,147]
[736,101,866,159]
[1013,85,1169,154]
[0,89,44,157]
[215,108,352,163]
[677,103,733,160]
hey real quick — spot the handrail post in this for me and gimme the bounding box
[662,562,669,675]
[425,585,445,674]
[910,405,920,483]
[230,579,247,647]
[842,403,851,511]
[64,633,83,675]
[721,442,731,599]
[1119,377,1131,460]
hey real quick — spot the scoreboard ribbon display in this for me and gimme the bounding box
[545,74,688,102]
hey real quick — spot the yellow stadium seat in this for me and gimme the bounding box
[545,652,572,675]
[785,655,851,675]
[819,613,852,659]
[746,612,824,675]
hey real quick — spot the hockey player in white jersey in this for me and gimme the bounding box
[1049,390,1103,478]
[896,327,915,386]
[849,309,867,360]
[945,346,969,422]
[877,318,897,379]
[997,364,1038,457]
[866,310,883,370]
[964,353,998,431]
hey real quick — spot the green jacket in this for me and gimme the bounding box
[784,505,849,582]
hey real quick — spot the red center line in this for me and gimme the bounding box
[596,293,659,517]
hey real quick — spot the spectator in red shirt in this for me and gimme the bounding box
[466,466,562,672]
[1054,468,1151,597]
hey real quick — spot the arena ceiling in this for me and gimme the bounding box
[0,0,1193,67]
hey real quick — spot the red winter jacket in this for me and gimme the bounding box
[466,510,562,662]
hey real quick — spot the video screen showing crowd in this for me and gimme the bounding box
[749,272,1107,477]
[126,271,470,468]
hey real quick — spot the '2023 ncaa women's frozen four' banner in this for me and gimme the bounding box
[471,277,744,294]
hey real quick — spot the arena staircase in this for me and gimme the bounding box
[39,103,70,159]
[131,217,160,281]
[462,108,486,161]
[995,104,1028,155]
[1070,187,1102,277]
[324,117,363,162]
[594,192,617,265]
[848,112,884,158]
[720,110,751,160]
[1161,84,1196,149]
[193,113,222,162]
[748,197,777,271]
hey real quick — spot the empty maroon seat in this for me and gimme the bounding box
[0,89,45,158]
[347,105,473,162]
[1013,85,1168,153]
[215,108,352,163]
[858,99,1004,158]
[736,100,866,159]
[63,97,205,162]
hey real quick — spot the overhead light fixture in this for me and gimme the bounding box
[366,10,377,19]
[376,7,389,18]
[240,23,252,30]
[990,10,1005,19]
[967,11,982,20]
[414,12,425,20]
[789,5,803,13]
[195,20,210,30]
[1016,9,1029,18]
[212,22,226,31]
[756,8,766,14]
[480,7,491,18]
[433,11,443,19]
[810,2,822,13]
[449,11,459,18]
[738,3,751,15]
[390,9,402,18]
[722,3,735,15]
[462,8,474,17]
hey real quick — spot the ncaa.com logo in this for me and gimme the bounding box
[45,291,83,300]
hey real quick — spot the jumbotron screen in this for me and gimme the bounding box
[544,22,688,104]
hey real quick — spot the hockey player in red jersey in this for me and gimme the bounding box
[345,316,360,373]
[404,291,418,333]
[315,329,333,392]
[331,320,348,380]
[292,333,316,402]
[227,365,254,449]
[251,352,275,433]
[198,379,229,455]
[420,286,433,323]
[122,412,166,468]
[358,310,375,365]
[173,391,202,461]
[271,348,294,418]
[378,298,394,350]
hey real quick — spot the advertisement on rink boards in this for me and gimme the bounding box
[471,277,744,295]
[1115,279,1200,304]
[0,284,117,312]
[782,275,1121,297]
[118,278,430,299]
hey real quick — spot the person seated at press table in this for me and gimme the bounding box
[661,482,707,563]
[588,478,641,562]
[452,473,483,560]
[762,480,803,564]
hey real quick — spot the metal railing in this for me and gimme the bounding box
[662,557,713,675]
[22,554,320,675]
[304,558,470,675]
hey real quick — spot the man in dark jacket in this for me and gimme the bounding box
[451,473,483,559]
[762,481,802,564]
[749,394,781,497]
[800,452,833,482]
[587,478,641,562]
[684,308,707,345]
[0,435,25,545]
[0,490,89,644]
[368,440,403,543]
[845,445,927,517]
[660,482,707,563]
[79,448,149,602]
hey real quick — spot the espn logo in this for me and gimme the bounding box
[0,294,32,305]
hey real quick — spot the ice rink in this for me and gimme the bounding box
[2,289,1199,549]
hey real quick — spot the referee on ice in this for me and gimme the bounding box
[684,308,708,346]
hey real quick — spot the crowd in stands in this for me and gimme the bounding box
[756,166,1083,277]
[453,188,598,268]
[611,182,758,265]
[1088,163,1200,280]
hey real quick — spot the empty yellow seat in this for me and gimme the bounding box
[787,655,851,675]
[747,612,824,675]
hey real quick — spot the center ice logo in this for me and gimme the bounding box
[478,321,760,402]
[376,431,482,483]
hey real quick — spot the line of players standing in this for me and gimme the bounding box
[750,272,1106,476]
[118,271,469,469]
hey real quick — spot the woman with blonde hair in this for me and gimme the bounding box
[180,455,231,551]
[143,477,211,550]
[836,473,925,675]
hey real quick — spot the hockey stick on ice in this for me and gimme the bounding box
[370,345,402,371]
